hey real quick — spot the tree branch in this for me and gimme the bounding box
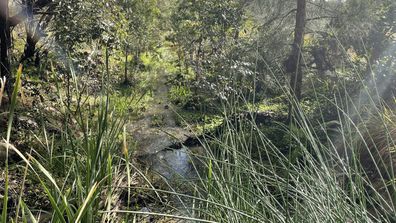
[306,16,337,22]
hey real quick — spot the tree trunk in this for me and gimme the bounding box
[195,39,203,82]
[287,0,306,122]
[0,0,11,98]
[124,45,129,84]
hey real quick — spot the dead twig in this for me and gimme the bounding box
[0,76,6,106]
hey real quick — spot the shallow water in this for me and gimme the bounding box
[149,146,204,181]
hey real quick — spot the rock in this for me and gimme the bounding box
[17,116,39,130]
[138,207,154,222]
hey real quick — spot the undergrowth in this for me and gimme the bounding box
[1,52,395,223]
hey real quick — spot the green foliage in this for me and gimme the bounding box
[31,79,124,222]
[246,101,288,116]
[1,0,396,221]
[52,0,109,48]
[168,0,253,104]
[168,85,192,107]
[140,48,178,73]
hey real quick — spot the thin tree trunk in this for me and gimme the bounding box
[194,38,203,83]
[177,47,183,74]
[287,0,306,122]
[0,0,11,98]
[124,45,128,84]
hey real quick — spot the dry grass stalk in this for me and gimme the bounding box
[0,76,5,106]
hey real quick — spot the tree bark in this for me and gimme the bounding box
[287,0,306,122]
[0,0,11,98]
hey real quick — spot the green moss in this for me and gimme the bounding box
[246,101,288,116]
[175,109,223,134]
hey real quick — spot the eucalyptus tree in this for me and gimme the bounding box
[118,0,161,83]
[50,0,111,50]
[170,0,247,105]
[171,0,244,77]
[285,0,306,122]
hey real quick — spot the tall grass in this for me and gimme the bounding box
[26,57,128,222]
[96,56,395,222]
[31,94,125,222]
[2,47,395,223]
[2,65,23,223]
[1,60,130,222]
[184,73,396,222]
